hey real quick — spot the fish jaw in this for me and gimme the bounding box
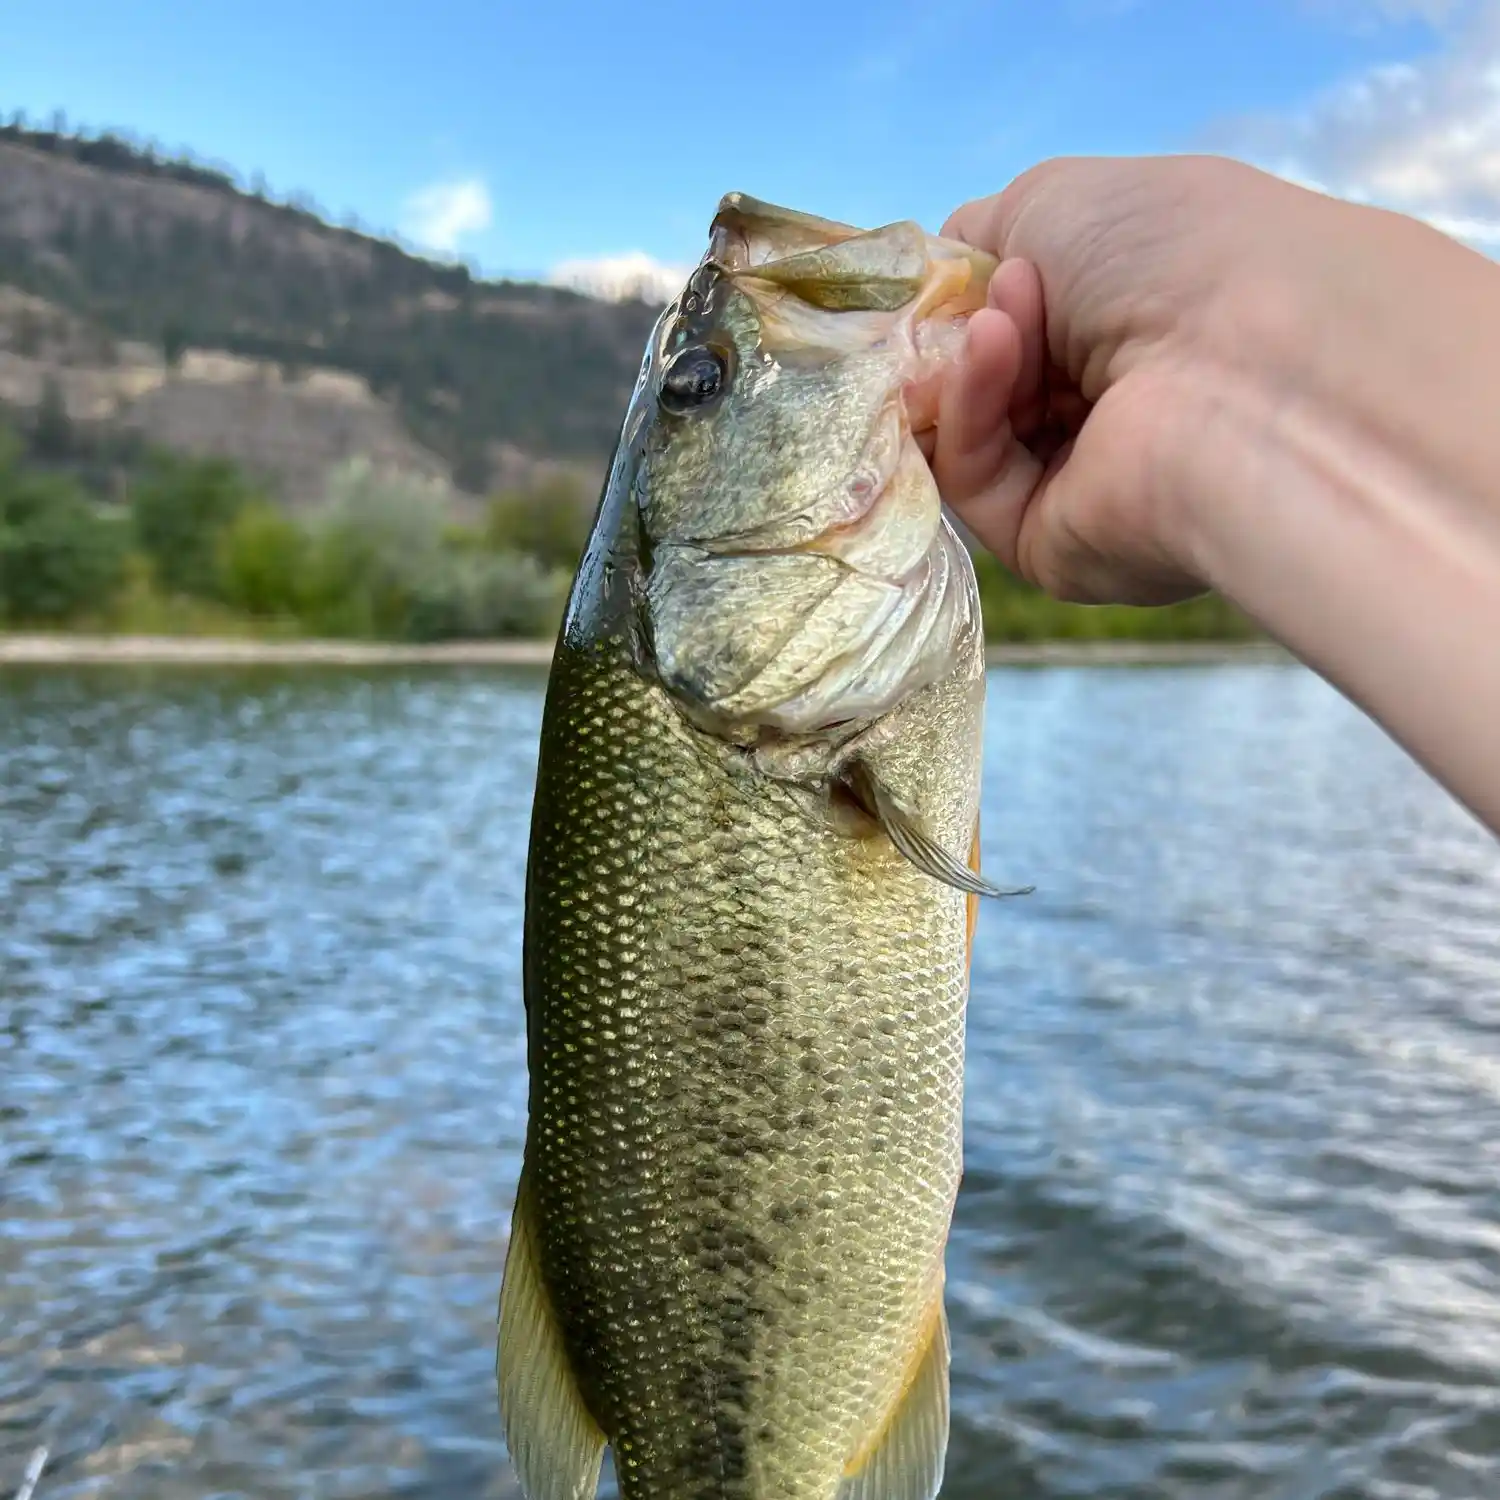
[632,196,996,747]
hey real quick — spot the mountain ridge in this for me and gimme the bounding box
[0,119,668,499]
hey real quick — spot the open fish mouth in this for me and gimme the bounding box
[636,193,996,742]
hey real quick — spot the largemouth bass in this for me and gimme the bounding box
[499,193,1025,1500]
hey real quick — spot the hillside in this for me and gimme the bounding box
[0,122,665,498]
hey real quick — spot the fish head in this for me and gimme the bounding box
[631,192,997,749]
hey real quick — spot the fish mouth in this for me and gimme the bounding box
[639,193,993,743]
[708,192,997,318]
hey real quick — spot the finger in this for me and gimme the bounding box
[930,308,1047,571]
[907,261,1035,441]
[942,156,1109,256]
[987,258,1046,432]
[1010,390,1199,606]
[940,162,1057,254]
[943,439,1046,577]
[1012,431,1126,604]
[931,307,1023,504]
[941,192,1006,251]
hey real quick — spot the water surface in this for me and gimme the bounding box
[2,664,1498,1499]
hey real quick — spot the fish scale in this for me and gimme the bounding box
[520,632,970,1500]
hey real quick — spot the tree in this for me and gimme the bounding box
[0,444,127,624]
[484,473,595,572]
[130,451,259,597]
[215,500,308,616]
[294,457,462,638]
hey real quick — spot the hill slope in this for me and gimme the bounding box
[0,123,665,497]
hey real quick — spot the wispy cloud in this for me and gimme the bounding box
[400,177,492,255]
[1301,0,1468,21]
[1218,0,1500,248]
[547,253,691,304]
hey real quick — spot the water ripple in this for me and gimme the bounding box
[2,662,1498,1498]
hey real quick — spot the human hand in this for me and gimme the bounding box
[911,155,1366,606]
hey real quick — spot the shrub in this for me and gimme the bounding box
[131,451,261,596]
[405,551,569,641]
[483,473,594,573]
[0,457,128,624]
[216,501,309,617]
[298,458,453,638]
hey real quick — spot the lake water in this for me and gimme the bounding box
[3,663,1499,1500]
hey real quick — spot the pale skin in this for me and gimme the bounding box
[909,153,1500,838]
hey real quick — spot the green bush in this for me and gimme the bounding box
[0,455,128,624]
[215,501,309,617]
[317,457,451,563]
[484,473,594,572]
[131,451,261,597]
[969,549,1255,643]
[405,551,568,641]
[0,423,1260,645]
[297,457,452,637]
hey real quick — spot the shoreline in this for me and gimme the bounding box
[0,634,1293,668]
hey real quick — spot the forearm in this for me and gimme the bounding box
[1183,211,1500,834]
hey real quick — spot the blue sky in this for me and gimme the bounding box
[2,0,1494,291]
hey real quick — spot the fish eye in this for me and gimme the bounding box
[659,345,728,416]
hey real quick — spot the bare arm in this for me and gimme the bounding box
[921,157,1500,833]
[1184,209,1500,832]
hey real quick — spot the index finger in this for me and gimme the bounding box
[941,192,1008,251]
[940,157,1093,256]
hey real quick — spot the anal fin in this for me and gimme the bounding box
[839,1297,953,1500]
[497,1168,607,1500]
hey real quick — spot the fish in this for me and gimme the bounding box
[498,192,1028,1500]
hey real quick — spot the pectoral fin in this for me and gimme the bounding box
[497,1169,607,1500]
[845,762,1033,900]
[839,1298,952,1500]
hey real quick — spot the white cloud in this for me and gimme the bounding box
[547,252,691,304]
[1221,1,1500,248]
[400,177,492,255]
